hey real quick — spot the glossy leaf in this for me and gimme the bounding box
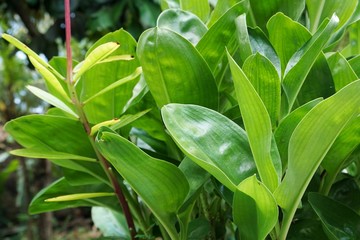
[157,9,207,45]
[95,129,189,240]
[160,0,180,9]
[267,13,311,76]
[29,178,117,214]
[274,99,322,169]
[274,80,360,238]
[308,193,360,240]
[26,86,78,118]
[282,14,339,112]
[137,27,218,110]
[207,0,247,27]
[326,52,358,91]
[179,0,210,22]
[196,1,249,75]
[228,52,280,192]
[248,27,281,75]
[162,103,256,192]
[80,29,140,123]
[242,53,281,127]
[233,175,278,240]
[92,207,130,239]
[306,0,357,33]
[10,148,96,162]
[73,42,120,82]
[4,115,95,158]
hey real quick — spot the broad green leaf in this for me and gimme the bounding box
[267,13,311,76]
[96,129,189,240]
[92,207,130,239]
[248,27,281,75]
[4,115,95,158]
[287,219,328,240]
[242,53,281,127]
[248,0,305,30]
[28,56,71,103]
[207,0,246,27]
[282,14,339,112]
[329,178,360,214]
[274,80,360,238]
[137,27,218,110]
[321,116,360,194]
[10,148,96,162]
[197,1,249,75]
[295,53,335,107]
[235,14,252,64]
[1,33,65,80]
[306,0,357,33]
[29,178,117,214]
[73,42,120,82]
[80,29,140,123]
[233,175,278,240]
[82,67,142,105]
[308,193,360,240]
[157,9,207,45]
[160,0,180,9]
[227,52,280,192]
[179,0,210,22]
[162,104,256,192]
[349,55,360,77]
[26,86,78,118]
[326,52,358,91]
[63,168,104,186]
[274,99,322,169]
[45,192,115,202]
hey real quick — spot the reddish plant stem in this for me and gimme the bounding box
[64,0,136,239]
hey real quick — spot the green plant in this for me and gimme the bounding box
[3,0,360,239]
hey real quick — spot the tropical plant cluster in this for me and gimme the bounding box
[2,0,360,239]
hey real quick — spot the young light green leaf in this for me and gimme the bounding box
[45,192,115,202]
[282,14,339,112]
[10,148,96,162]
[179,0,210,22]
[110,109,151,131]
[308,193,360,240]
[1,33,65,80]
[29,178,117,214]
[82,67,142,105]
[274,80,360,239]
[233,175,278,240]
[326,52,358,91]
[73,41,120,82]
[162,104,257,192]
[26,86,78,118]
[227,52,280,192]
[137,27,218,110]
[28,56,71,103]
[96,129,189,240]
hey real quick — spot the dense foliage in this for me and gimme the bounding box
[3,0,360,239]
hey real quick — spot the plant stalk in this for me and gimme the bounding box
[64,0,136,239]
